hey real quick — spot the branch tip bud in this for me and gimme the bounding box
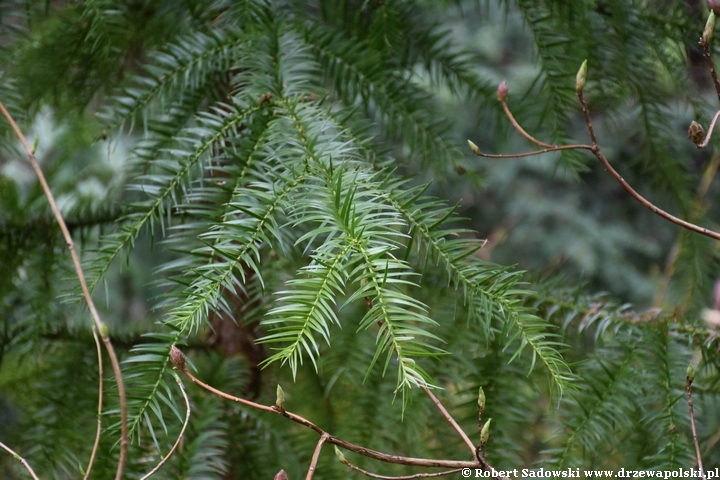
[170,345,185,370]
[334,446,348,464]
[703,11,716,46]
[477,386,486,412]
[575,60,588,94]
[687,364,696,384]
[467,139,480,155]
[688,120,706,146]
[496,80,508,102]
[99,322,109,338]
[480,417,492,446]
[276,384,285,411]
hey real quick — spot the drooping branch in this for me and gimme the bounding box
[139,372,191,480]
[83,328,104,480]
[0,102,129,480]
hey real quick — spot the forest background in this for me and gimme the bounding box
[1,0,720,478]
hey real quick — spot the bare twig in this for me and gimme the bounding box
[701,36,720,103]
[471,144,592,159]
[306,433,330,480]
[0,102,129,480]
[83,327,104,480]
[342,460,462,479]
[139,373,191,480]
[500,100,555,148]
[698,110,720,148]
[576,92,720,241]
[422,386,476,456]
[686,370,707,480]
[179,365,478,469]
[0,441,40,480]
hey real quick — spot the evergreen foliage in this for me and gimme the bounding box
[0,0,719,478]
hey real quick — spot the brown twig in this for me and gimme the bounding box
[0,102,129,480]
[0,441,40,480]
[179,366,478,469]
[500,100,555,148]
[306,433,330,480]
[139,373,191,480]
[576,92,720,241]
[422,386,476,456]
[471,144,592,159]
[342,460,462,479]
[701,36,720,103]
[83,327,104,480]
[698,110,720,148]
[686,372,707,480]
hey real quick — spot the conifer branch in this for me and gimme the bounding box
[0,101,129,480]
[0,441,40,480]
[422,386,476,456]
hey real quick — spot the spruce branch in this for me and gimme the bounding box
[139,372,191,480]
[0,101,129,480]
[0,441,40,480]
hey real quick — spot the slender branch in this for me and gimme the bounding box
[306,433,330,480]
[179,366,478,469]
[0,102,129,479]
[575,93,720,241]
[686,373,707,480]
[500,100,555,148]
[701,36,720,103]
[139,373,191,480]
[342,460,462,479]
[471,144,592,159]
[83,327,104,480]
[698,110,720,148]
[0,442,40,480]
[422,386,476,455]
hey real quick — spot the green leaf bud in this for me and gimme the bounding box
[276,384,285,411]
[687,364,696,384]
[334,446,348,465]
[480,418,492,447]
[575,60,588,94]
[99,322,109,339]
[467,139,481,155]
[703,11,716,46]
[477,386,486,413]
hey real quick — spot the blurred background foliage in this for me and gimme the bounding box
[1,0,720,478]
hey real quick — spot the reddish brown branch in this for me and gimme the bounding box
[0,102,129,480]
[422,386,476,456]
[471,144,592,159]
[575,93,720,241]
[180,366,478,469]
[701,36,720,103]
[306,433,330,480]
[698,110,720,148]
[501,100,555,148]
[342,460,462,479]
